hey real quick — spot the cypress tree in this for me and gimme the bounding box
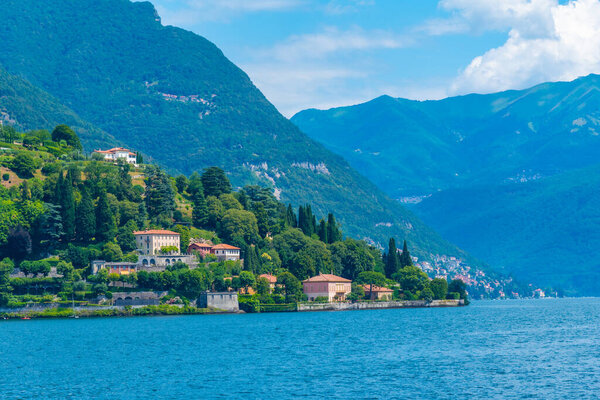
[298,205,307,234]
[192,186,208,228]
[76,186,96,242]
[96,190,116,242]
[286,204,297,228]
[136,202,148,229]
[326,213,342,243]
[253,203,269,237]
[385,238,400,278]
[317,218,328,243]
[61,169,76,240]
[400,240,414,267]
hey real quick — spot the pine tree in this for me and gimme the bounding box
[61,169,76,240]
[400,240,414,267]
[326,213,342,243]
[144,166,175,222]
[385,238,400,278]
[317,218,328,243]
[96,190,116,242]
[76,185,96,241]
[201,167,232,197]
[192,187,208,228]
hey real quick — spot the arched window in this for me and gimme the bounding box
[142,259,149,266]
[150,259,156,266]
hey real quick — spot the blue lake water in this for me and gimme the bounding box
[1,298,600,399]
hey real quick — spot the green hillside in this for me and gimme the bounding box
[0,0,471,262]
[0,67,118,150]
[292,76,600,295]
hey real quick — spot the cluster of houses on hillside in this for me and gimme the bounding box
[91,230,393,302]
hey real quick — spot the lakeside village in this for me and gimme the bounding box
[0,124,543,319]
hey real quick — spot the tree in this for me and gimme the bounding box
[326,213,342,243]
[32,203,63,255]
[0,258,14,305]
[205,196,224,230]
[298,205,316,236]
[285,204,297,228]
[117,220,137,252]
[144,166,175,222]
[252,203,269,237]
[317,218,328,243]
[51,125,82,149]
[448,279,468,300]
[220,209,259,244]
[59,170,76,240]
[255,277,271,296]
[356,271,387,300]
[56,261,75,282]
[384,238,399,278]
[175,175,188,193]
[430,278,448,300]
[277,271,302,300]
[96,190,116,242]
[239,271,256,293]
[201,167,231,197]
[187,172,203,196]
[75,187,95,242]
[11,152,36,178]
[192,187,208,228]
[399,240,413,267]
[6,226,31,262]
[394,265,429,293]
[421,286,434,302]
[102,242,123,262]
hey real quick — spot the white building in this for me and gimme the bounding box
[134,229,180,255]
[93,147,137,165]
[211,244,241,261]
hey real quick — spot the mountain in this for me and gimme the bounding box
[292,75,600,295]
[0,67,118,150]
[0,0,470,264]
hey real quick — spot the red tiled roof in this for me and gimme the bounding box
[133,230,179,235]
[189,242,213,249]
[259,274,277,283]
[361,285,393,293]
[303,274,351,283]
[212,244,240,250]
[93,147,133,154]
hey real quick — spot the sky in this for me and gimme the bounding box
[147,0,600,116]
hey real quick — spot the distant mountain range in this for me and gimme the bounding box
[292,75,600,295]
[0,0,475,268]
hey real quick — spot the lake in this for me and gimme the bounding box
[1,298,600,399]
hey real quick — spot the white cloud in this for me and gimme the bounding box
[324,0,375,15]
[264,27,408,62]
[447,0,600,95]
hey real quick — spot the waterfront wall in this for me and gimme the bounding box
[297,299,463,312]
[198,292,239,312]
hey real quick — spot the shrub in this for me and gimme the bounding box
[314,296,329,303]
[2,173,9,181]
[447,292,460,300]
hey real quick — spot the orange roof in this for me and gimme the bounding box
[303,274,351,283]
[212,244,240,250]
[189,243,213,249]
[133,230,179,235]
[361,285,393,293]
[259,274,277,283]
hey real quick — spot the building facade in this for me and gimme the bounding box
[211,244,241,261]
[302,274,352,301]
[134,230,180,255]
[361,285,394,300]
[93,147,137,165]
[188,242,214,257]
[198,292,239,312]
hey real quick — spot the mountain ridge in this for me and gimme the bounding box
[292,74,600,295]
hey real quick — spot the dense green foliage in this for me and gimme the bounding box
[293,75,600,295]
[0,0,471,263]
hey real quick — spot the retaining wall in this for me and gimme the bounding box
[297,299,463,312]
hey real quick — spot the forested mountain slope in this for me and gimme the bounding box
[292,75,600,295]
[0,0,468,263]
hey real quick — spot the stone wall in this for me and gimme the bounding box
[297,299,463,312]
[111,291,166,306]
[198,292,239,312]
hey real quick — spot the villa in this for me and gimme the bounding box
[361,285,394,300]
[302,274,352,301]
[134,229,181,255]
[259,274,278,292]
[211,244,241,261]
[188,242,214,257]
[93,147,137,165]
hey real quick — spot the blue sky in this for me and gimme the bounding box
[148,0,600,116]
